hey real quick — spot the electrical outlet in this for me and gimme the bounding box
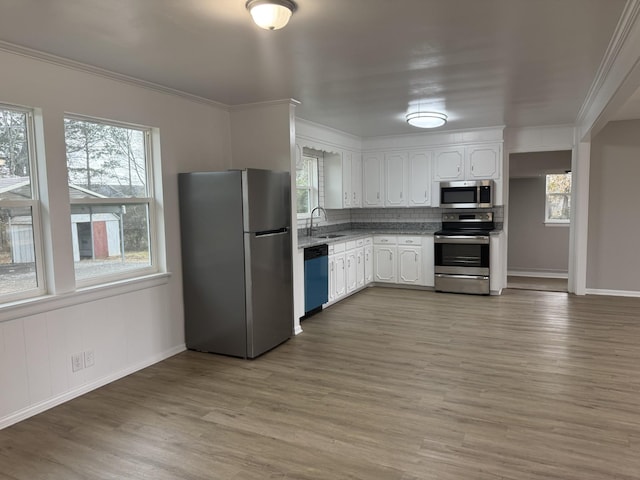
[84,350,95,368]
[71,353,85,372]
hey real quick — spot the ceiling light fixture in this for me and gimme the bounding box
[406,111,448,129]
[246,0,297,30]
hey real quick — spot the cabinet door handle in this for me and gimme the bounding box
[377,192,380,200]
[390,252,393,261]
[457,165,461,174]
[353,192,356,200]
[400,191,403,199]
[425,190,427,199]
[345,192,348,201]
[415,252,418,262]
[406,240,413,243]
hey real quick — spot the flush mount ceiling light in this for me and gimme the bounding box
[406,111,448,129]
[246,0,297,30]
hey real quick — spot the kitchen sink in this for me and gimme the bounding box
[314,234,346,239]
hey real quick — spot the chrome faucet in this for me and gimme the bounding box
[308,206,327,237]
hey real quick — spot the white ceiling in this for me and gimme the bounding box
[0,0,632,137]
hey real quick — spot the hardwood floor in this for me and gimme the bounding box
[2,287,640,479]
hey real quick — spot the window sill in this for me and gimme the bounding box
[544,222,570,227]
[0,272,171,323]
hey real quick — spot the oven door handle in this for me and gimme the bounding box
[435,235,490,244]
[436,274,489,280]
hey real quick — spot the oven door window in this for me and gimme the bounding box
[435,243,489,268]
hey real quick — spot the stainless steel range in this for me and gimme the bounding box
[434,212,494,295]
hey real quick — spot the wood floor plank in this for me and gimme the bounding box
[2,287,640,479]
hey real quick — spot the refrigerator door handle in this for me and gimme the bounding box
[254,227,289,237]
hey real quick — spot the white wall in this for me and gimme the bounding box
[0,49,231,428]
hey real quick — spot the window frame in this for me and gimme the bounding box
[64,114,158,287]
[0,104,46,303]
[544,172,571,226]
[296,153,319,219]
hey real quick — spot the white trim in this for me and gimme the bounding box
[585,288,640,298]
[294,324,303,335]
[0,343,186,430]
[569,141,590,295]
[508,270,568,279]
[230,98,301,112]
[0,272,170,323]
[576,0,640,135]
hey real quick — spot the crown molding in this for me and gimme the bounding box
[0,40,229,110]
[575,0,640,132]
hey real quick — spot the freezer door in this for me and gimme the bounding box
[242,169,291,232]
[244,229,293,358]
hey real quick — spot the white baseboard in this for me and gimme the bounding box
[508,270,568,279]
[585,288,640,298]
[0,344,186,431]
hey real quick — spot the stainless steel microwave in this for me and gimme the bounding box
[439,180,494,208]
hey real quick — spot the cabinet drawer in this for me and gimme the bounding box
[356,238,365,248]
[332,242,346,254]
[398,236,422,245]
[346,240,357,250]
[364,237,373,246]
[374,235,397,245]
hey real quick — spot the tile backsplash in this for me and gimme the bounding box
[298,206,504,237]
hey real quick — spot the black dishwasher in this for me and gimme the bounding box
[303,244,329,318]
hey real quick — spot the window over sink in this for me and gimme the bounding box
[296,150,319,218]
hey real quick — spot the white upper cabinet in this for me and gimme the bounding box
[351,153,362,208]
[466,144,501,179]
[363,152,384,207]
[432,147,465,181]
[408,150,431,207]
[433,144,501,182]
[384,151,408,207]
[342,151,353,208]
[324,150,363,209]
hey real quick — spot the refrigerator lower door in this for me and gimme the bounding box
[244,229,293,358]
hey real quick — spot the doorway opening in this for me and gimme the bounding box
[507,150,572,293]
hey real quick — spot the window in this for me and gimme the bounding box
[64,117,156,285]
[0,105,45,301]
[545,172,572,224]
[296,153,319,218]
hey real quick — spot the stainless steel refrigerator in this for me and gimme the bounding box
[178,169,293,359]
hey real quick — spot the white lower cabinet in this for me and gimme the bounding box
[490,231,505,295]
[422,235,435,287]
[364,240,373,285]
[324,234,434,308]
[374,235,434,286]
[345,242,358,294]
[328,242,346,303]
[373,236,397,283]
[327,238,370,305]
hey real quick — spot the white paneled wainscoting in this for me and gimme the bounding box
[0,278,185,429]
